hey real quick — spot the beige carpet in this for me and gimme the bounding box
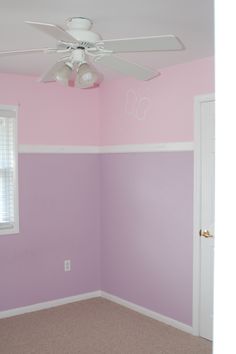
[0,298,212,354]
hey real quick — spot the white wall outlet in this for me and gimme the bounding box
[64,259,71,272]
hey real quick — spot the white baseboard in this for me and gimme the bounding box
[0,290,193,335]
[0,291,101,319]
[101,291,193,335]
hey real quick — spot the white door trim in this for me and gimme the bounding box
[192,93,215,336]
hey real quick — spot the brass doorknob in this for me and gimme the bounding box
[199,229,214,238]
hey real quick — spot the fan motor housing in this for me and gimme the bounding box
[66,17,101,45]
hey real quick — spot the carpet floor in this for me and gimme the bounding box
[0,298,212,354]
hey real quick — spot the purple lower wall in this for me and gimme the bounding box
[101,152,193,326]
[0,151,194,326]
[0,154,101,311]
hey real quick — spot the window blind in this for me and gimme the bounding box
[0,108,17,232]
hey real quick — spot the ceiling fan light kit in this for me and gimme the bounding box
[0,17,185,89]
[75,62,98,89]
[55,62,73,86]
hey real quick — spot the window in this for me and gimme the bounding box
[0,105,19,235]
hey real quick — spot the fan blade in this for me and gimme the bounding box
[39,61,68,82]
[96,35,184,53]
[95,54,159,81]
[25,21,78,43]
[0,48,58,56]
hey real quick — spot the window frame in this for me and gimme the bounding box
[0,104,19,236]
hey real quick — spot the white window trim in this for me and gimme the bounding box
[0,104,19,236]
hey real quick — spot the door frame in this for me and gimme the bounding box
[192,93,215,336]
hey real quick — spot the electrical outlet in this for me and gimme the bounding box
[64,259,71,272]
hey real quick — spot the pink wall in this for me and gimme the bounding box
[0,57,214,325]
[0,73,100,145]
[0,57,214,147]
[100,57,214,145]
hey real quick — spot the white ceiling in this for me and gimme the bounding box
[0,0,214,79]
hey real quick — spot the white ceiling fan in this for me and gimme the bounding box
[0,17,185,89]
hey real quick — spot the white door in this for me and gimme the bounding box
[198,98,215,340]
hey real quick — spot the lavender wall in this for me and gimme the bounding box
[101,152,194,325]
[0,151,194,326]
[0,154,101,311]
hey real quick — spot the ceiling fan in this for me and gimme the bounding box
[0,17,185,88]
